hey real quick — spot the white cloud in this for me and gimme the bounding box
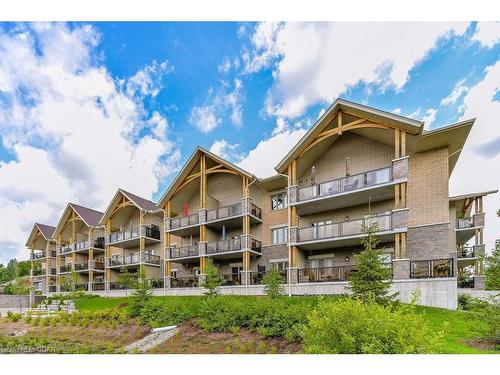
[189,105,221,133]
[244,22,469,118]
[392,108,402,115]
[422,108,438,129]
[217,56,232,74]
[238,128,307,178]
[209,139,242,162]
[450,59,500,253]
[472,22,500,47]
[0,23,179,263]
[441,79,469,106]
[189,78,244,132]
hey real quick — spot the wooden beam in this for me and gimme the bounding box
[394,128,401,159]
[199,155,206,209]
[206,169,238,176]
[338,111,343,135]
[401,131,406,157]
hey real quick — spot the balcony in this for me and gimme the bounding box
[31,250,57,260]
[59,245,74,255]
[291,212,405,250]
[205,237,262,258]
[107,225,161,247]
[59,264,73,273]
[89,259,105,271]
[289,161,407,215]
[74,262,88,272]
[171,276,199,288]
[169,244,200,260]
[456,213,485,244]
[73,237,106,252]
[91,282,105,291]
[107,251,161,268]
[165,200,263,236]
[410,258,454,279]
[296,265,357,283]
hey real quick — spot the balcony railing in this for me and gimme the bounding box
[296,166,392,202]
[207,202,242,222]
[48,285,57,293]
[249,269,287,285]
[297,266,357,283]
[410,258,453,279]
[60,245,74,255]
[74,283,88,291]
[171,276,199,288]
[145,278,164,288]
[108,252,161,267]
[59,264,73,273]
[206,237,242,255]
[107,225,160,244]
[170,213,199,230]
[457,213,485,229]
[295,214,392,243]
[221,273,243,286]
[249,203,262,219]
[458,277,474,288]
[457,246,475,258]
[170,244,199,259]
[74,262,88,271]
[90,259,105,270]
[91,282,105,291]
[31,250,57,260]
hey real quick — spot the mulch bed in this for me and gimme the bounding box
[148,320,303,354]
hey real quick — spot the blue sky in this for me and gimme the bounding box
[0,22,499,262]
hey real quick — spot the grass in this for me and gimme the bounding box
[414,306,492,354]
[69,295,496,354]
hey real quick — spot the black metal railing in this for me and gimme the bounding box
[59,264,73,273]
[410,258,453,279]
[171,276,199,288]
[249,203,262,219]
[297,213,392,242]
[74,262,88,271]
[221,273,243,286]
[297,265,357,283]
[31,250,57,260]
[108,252,161,266]
[74,283,88,291]
[206,237,242,255]
[170,244,199,259]
[297,166,392,202]
[458,278,474,288]
[144,225,161,240]
[145,278,164,288]
[457,246,475,258]
[207,202,242,222]
[250,239,262,253]
[249,270,287,285]
[91,282,105,291]
[170,213,199,230]
[60,245,74,255]
[109,282,127,290]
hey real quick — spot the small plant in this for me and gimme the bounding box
[202,258,224,297]
[41,317,50,326]
[8,312,21,322]
[32,317,40,326]
[230,326,240,335]
[24,315,32,323]
[262,267,285,298]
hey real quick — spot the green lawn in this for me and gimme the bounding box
[75,296,494,354]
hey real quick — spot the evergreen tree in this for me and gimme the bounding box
[203,258,224,297]
[130,265,152,316]
[262,267,285,298]
[347,220,396,304]
[485,240,500,290]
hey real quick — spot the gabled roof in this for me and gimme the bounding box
[25,223,55,246]
[53,203,104,239]
[69,203,103,227]
[100,188,161,225]
[157,146,255,208]
[275,98,424,173]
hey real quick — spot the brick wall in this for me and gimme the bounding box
[406,223,451,260]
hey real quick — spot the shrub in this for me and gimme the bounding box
[129,267,152,317]
[466,296,500,341]
[138,297,202,327]
[301,298,442,354]
[202,258,224,297]
[458,294,489,311]
[262,268,285,298]
[8,312,21,322]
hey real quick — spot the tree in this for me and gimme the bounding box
[61,270,80,299]
[485,240,500,290]
[116,266,137,297]
[130,265,152,317]
[347,221,395,304]
[202,258,224,297]
[262,267,285,298]
[8,278,32,314]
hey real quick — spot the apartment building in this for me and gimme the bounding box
[26,99,497,309]
[26,223,57,294]
[52,203,106,293]
[99,189,163,290]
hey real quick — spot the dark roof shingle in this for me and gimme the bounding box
[69,203,104,227]
[120,189,159,211]
[35,223,55,239]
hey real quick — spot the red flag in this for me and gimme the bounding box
[183,201,189,217]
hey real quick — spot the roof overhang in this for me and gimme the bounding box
[275,98,423,174]
[449,189,498,202]
[25,223,54,246]
[416,119,475,175]
[100,189,162,225]
[157,146,256,208]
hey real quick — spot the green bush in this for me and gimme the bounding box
[466,296,500,341]
[458,294,489,311]
[262,268,285,298]
[301,298,442,353]
[197,296,319,340]
[7,312,21,322]
[138,297,202,327]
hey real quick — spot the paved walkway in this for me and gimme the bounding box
[124,328,178,353]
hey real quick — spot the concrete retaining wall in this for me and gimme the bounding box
[0,295,30,308]
[68,278,459,310]
[458,289,500,302]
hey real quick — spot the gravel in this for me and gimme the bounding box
[124,327,178,353]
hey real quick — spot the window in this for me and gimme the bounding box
[271,227,288,244]
[271,261,289,272]
[378,254,392,266]
[271,191,288,210]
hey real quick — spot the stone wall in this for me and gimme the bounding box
[406,223,451,260]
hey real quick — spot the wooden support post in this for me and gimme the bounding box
[400,182,406,208]
[400,232,407,258]
[395,184,401,209]
[394,128,401,159]
[105,220,111,287]
[401,131,406,157]
[395,233,401,259]
[338,111,343,135]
